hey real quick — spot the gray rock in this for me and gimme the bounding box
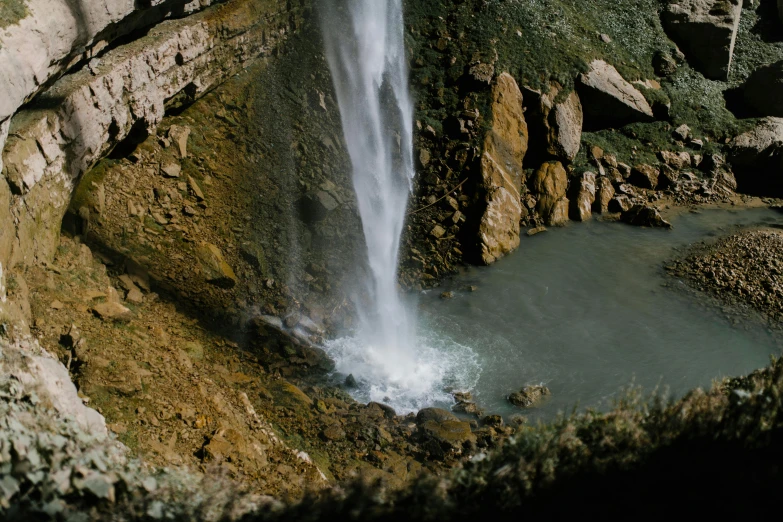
[578,60,654,129]
[662,0,743,80]
[621,205,673,229]
[744,61,783,117]
[508,385,551,408]
[593,176,615,214]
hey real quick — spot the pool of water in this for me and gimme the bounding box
[410,207,783,421]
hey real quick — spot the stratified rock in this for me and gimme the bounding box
[570,171,596,222]
[593,176,615,214]
[508,385,551,408]
[744,61,783,117]
[531,161,569,226]
[577,60,654,129]
[621,205,673,228]
[478,73,528,265]
[662,0,743,80]
[195,242,238,289]
[629,164,661,189]
[525,82,583,162]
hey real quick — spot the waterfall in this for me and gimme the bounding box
[320,0,479,412]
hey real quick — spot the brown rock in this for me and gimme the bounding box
[570,171,596,222]
[609,195,634,213]
[526,82,583,162]
[478,73,528,264]
[321,425,346,441]
[658,151,692,170]
[531,161,569,226]
[195,242,237,289]
[168,125,191,158]
[92,302,133,323]
[621,205,673,229]
[431,225,446,239]
[508,385,551,408]
[160,161,181,178]
[594,176,615,214]
[629,164,660,189]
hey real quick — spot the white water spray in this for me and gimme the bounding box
[320,0,479,411]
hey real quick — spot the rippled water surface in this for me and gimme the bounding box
[411,207,783,421]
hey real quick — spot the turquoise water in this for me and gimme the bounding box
[415,208,783,421]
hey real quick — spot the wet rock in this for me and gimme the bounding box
[594,176,615,214]
[440,291,455,299]
[344,374,358,388]
[367,402,397,419]
[482,415,504,428]
[91,302,132,323]
[663,0,743,80]
[416,408,459,425]
[531,161,569,226]
[478,73,528,265]
[195,242,237,289]
[629,164,660,190]
[621,205,673,229]
[577,60,654,129]
[527,226,547,236]
[508,384,551,408]
[570,171,596,222]
[298,191,340,223]
[168,125,191,159]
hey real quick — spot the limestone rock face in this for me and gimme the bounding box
[478,73,529,265]
[525,82,583,162]
[0,0,219,150]
[578,60,654,129]
[570,171,596,222]
[662,0,743,80]
[531,161,569,226]
[744,61,783,117]
[1,0,303,268]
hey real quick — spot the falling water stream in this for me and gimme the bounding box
[320,0,478,412]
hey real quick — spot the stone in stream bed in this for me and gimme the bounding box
[508,384,551,408]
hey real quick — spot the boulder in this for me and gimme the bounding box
[629,164,661,189]
[577,60,654,130]
[659,151,692,170]
[524,82,583,162]
[168,125,191,159]
[92,302,133,323]
[531,161,569,226]
[416,408,459,426]
[609,195,634,213]
[743,61,783,117]
[593,176,616,214]
[621,205,673,228]
[662,0,743,81]
[195,242,238,289]
[478,73,529,265]
[727,117,783,195]
[508,385,551,408]
[417,408,475,456]
[570,172,596,222]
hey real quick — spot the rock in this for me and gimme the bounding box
[431,225,447,239]
[662,0,743,80]
[727,117,783,195]
[419,148,431,167]
[161,161,181,179]
[440,291,455,299]
[469,62,495,84]
[321,425,346,442]
[744,61,783,117]
[659,151,692,170]
[416,408,459,426]
[478,73,528,265]
[126,287,144,304]
[653,50,679,76]
[531,161,569,226]
[621,205,673,228]
[577,60,654,129]
[658,164,680,189]
[629,164,660,189]
[168,125,191,159]
[673,124,692,141]
[187,176,205,201]
[298,191,340,222]
[508,385,551,408]
[344,374,358,388]
[525,81,583,162]
[570,171,596,222]
[195,242,237,289]
[92,302,133,323]
[609,195,634,213]
[593,177,615,214]
[418,408,476,456]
